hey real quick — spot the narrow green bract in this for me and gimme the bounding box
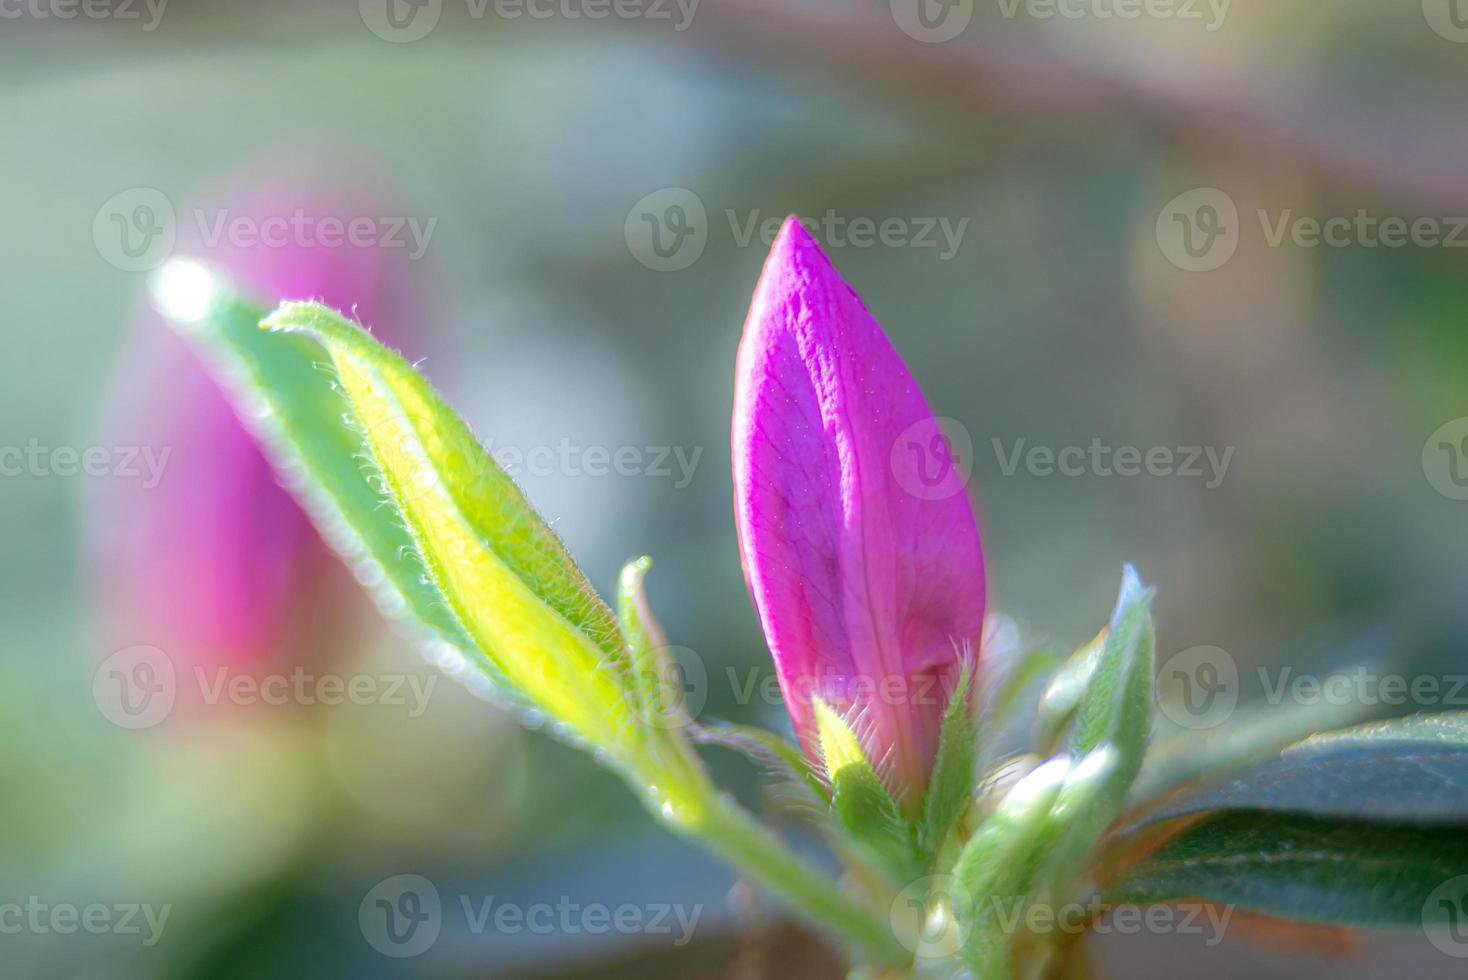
[617,556,681,728]
[814,697,923,883]
[1067,565,1156,805]
[921,661,978,851]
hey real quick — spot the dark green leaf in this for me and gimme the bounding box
[1130,713,1468,829]
[1108,811,1468,928]
[1132,696,1374,804]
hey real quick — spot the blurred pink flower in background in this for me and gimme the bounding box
[87,166,429,679]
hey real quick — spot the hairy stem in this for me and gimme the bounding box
[647,751,910,967]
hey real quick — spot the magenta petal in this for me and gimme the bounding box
[732,216,986,808]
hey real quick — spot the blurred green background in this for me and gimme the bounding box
[4,1,1468,976]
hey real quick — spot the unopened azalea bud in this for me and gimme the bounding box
[732,217,987,812]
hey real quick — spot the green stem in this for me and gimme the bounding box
[693,796,912,967]
[645,751,910,967]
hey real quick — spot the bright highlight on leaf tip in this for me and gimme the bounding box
[259,302,309,333]
[1066,745,1117,787]
[812,696,867,775]
[149,257,219,325]
[1007,756,1072,811]
[1113,563,1151,617]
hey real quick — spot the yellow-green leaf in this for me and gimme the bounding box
[263,300,635,752]
[813,697,922,883]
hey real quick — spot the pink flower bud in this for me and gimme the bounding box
[732,216,986,809]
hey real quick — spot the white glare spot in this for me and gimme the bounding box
[1005,756,1071,811]
[149,258,217,324]
[1067,746,1117,788]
